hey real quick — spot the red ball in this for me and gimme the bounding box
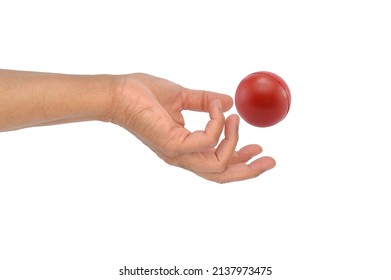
[235,71,291,127]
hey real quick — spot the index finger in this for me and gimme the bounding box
[180,87,233,112]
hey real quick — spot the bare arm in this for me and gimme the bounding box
[0,69,113,131]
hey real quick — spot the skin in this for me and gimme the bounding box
[0,69,276,183]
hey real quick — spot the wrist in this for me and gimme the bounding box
[104,74,127,124]
[89,74,121,123]
[107,73,142,127]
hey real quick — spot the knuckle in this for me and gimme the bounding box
[201,90,209,111]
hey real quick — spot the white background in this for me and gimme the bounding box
[1,0,390,279]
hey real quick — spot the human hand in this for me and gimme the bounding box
[109,73,276,183]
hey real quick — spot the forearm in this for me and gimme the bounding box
[0,69,116,132]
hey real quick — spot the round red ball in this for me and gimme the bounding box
[235,71,291,127]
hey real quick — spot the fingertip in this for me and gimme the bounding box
[226,113,240,123]
[250,156,276,171]
[224,114,240,139]
[208,100,225,125]
[215,92,234,112]
[230,114,240,134]
[263,156,277,169]
[222,95,234,112]
[267,156,277,169]
[238,144,263,157]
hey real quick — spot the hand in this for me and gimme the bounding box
[110,73,276,183]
